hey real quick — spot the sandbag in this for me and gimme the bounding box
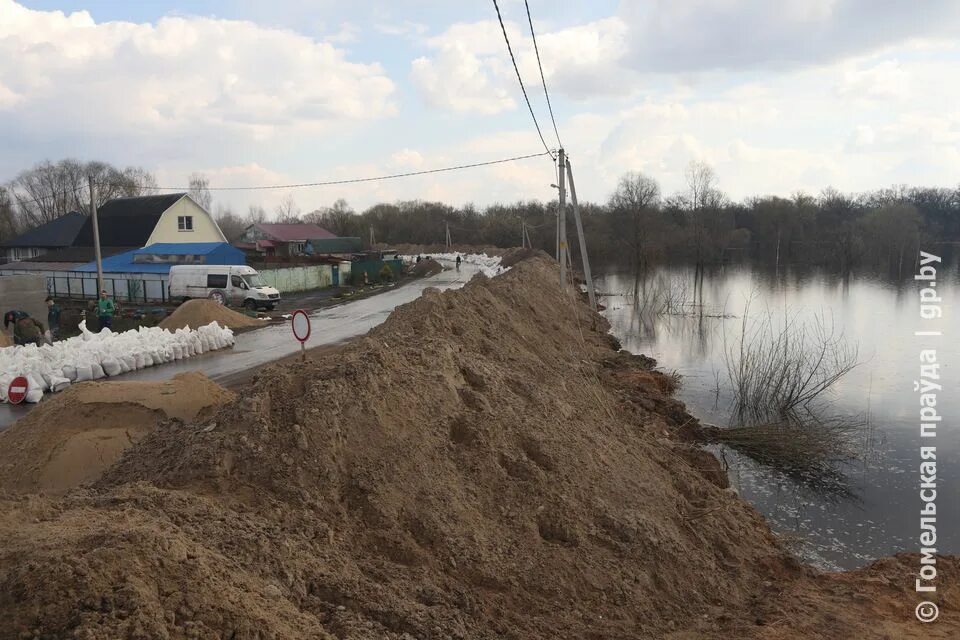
[49,375,71,393]
[101,357,122,377]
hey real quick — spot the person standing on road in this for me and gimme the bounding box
[46,297,61,340]
[455,254,462,271]
[97,290,115,331]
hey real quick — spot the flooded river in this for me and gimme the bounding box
[597,259,958,570]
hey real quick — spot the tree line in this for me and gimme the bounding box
[3,158,958,276]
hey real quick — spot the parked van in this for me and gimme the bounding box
[168,265,281,310]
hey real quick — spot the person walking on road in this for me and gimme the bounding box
[455,254,462,271]
[97,290,115,331]
[46,297,61,340]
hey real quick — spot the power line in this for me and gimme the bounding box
[491,0,554,159]
[150,151,552,191]
[524,0,563,149]
[5,151,552,207]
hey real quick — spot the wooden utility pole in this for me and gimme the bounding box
[521,221,526,249]
[558,148,567,288]
[88,176,104,295]
[369,224,375,247]
[445,222,452,250]
[566,157,596,311]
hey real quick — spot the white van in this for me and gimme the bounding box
[168,265,281,310]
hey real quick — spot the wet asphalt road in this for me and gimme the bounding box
[0,262,474,429]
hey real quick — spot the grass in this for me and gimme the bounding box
[722,300,859,424]
[708,299,866,487]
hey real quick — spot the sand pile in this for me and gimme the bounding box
[159,299,265,331]
[499,246,542,268]
[409,257,443,277]
[0,333,12,348]
[0,257,955,639]
[0,372,234,495]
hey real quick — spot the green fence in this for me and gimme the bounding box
[351,259,403,285]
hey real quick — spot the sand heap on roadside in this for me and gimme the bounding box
[409,257,444,277]
[159,299,266,331]
[0,372,234,495]
[0,257,956,640]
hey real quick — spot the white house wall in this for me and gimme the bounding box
[145,196,226,245]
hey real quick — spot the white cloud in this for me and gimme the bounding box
[618,0,960,72]
[0,0,396,142]
[410,17,632,114]
[374,20,428,39]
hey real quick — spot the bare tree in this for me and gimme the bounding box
[0,187,18,243]
[214,205,247,242]
[683,160,725,278]
[188,173,213,212]
[274,194,301,222]
[247,205,268,224]
[303,198,356,236]
[9,159,157,227]
[609,172,661,276]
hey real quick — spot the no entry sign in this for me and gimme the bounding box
[291,309,311,342]
[291,309,310,360]
[7,376,28,405]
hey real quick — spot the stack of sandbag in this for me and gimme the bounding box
[0,320,235,403]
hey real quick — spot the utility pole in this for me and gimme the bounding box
[88,176,104,295]
[369,224,375,247]
[566,157,596,311]
[521,221,526,249]
[558,148,567,288]
[445,222,452,250]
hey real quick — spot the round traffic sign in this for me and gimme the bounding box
[7,375,28,405]
[291,309,311,343]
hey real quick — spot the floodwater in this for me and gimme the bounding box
[597,259,959,570]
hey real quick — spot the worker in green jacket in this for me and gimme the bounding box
[97,290,115,330]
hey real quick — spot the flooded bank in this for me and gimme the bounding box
[597,262,960,570]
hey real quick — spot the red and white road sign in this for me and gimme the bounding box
[291,309,311,343]
[7,375,28,405]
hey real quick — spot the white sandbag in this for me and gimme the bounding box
[50,375,70,392]
[75,364,93,382]
[142,352,154,367]
[62,365,77,381]
[121,355,136,372]
[28,373,47,392]
[173,344,183,360]
[101,357,122,377]
[91,363,106,379]
[25,388,43,403]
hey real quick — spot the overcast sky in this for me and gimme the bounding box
[2,0,959,217]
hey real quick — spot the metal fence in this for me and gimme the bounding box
[0,268,170,303]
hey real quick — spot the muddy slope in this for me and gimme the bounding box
[0,372,234,495]
[0,257,955,639]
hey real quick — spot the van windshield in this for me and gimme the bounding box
[244,274,266,288]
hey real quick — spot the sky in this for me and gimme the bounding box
[2,0,959,218]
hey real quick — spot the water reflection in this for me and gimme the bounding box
[597,262,959,570]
